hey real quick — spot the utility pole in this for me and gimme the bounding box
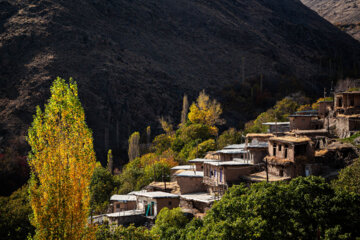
[265,158,269,183]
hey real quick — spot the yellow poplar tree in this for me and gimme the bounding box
[27,77,96,240]
[188,90,225,134]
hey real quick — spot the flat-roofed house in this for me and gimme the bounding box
[132,191,180,217]
[110,195,137,212]
[318,100,333,117]
[203,160,258,194]
[214,148,248,161]
[175,171,206,194]
[335,91,360,115]
[289,110,322,130]
[244,141,269,164]
[188,158,220,171]
[262,122,290,133]
[265,136,315,178]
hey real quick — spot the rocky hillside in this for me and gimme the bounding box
[1,0,360,169]
[301,0,360,41]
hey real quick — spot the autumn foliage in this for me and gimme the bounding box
[27,77,96,240]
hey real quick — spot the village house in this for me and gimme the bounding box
[110,195,137,212]
[131,191,180,217]
[188,158,219,171]
[170,165,195,175]
[335,91,360,114]
[264,136,316,178]
[245,133,274,145]
[179,192,218,215]
[334,91,360,137]
[175,171,206,194]
[289,110,323,130]
[213,148,248,161]
[203,160,259,195]
[318,100,333,117]
[243,141,269,164]
[262,122,290,134]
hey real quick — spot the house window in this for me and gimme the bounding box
[169,201,172,206]
[279,145,282,151]
[284,146,288,159]
[220,169,223,182]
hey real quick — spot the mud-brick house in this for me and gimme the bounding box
[243,141,269,164]
[132,191,180,217]
[289,110,322,130]
[335,91,360,114]
[245,133,274,145]
[180,193,217,214]
[213,148,248,161]
[188,158,219,171]
[262,122,290,134]
[335,114,360,138]
[175,171,206,194]
[264,136,315,178]
[203,160,258,194]
[110,195,137,212]
[318,100,333,117]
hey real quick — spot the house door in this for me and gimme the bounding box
[305,166,311,177]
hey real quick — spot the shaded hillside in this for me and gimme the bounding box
[301,0,360,41]
[1,0,360,173]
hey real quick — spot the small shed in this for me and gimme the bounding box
[175,171,206,194]
[110,195,137,212]
[132,191,180,217]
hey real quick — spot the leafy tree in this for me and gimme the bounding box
[107,149,113,174]
[333,158,360,195]
[180,94,189,126]
[245,97,299,133]
[188,139,216,160]
[0,185,34,240]
[151,207,190,240]
[188,90,225,128]
[90,163,116,214]
[311,97,333,110]
[146,126,151,146]
[27,77,96,239]
[96,223,154,240]
[128,131,140,161]
[191,177,360,239]
[217,128,243,149]
[159,117,173,135]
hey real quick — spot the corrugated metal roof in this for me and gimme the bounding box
[180,192,218,203]
[205,161,253,166]
[262,122,290,125]
[216,149,248,154]
[132,191,179,199]
[176,171,204,178]
[110,195,137,201]
[188,158,219,163]
[171,165,195,170]
[106,210,144,217]
[247,142,268,148]
[223,143,246,149]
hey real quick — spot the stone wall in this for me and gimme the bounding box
[177,176,206,194]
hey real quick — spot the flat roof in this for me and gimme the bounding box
[216,149,248,154]
[176,171,204,178]
[223,143,246,149]
[188,158,219,163]
[205,161,253,166]
[291,129,328,134]
[269,136,311,144]
[241,171,291,182]
[106,210,144,218]
[247,142,268,148]
[131,191,179,199]
[180,192,218,203]
[246,133,274,138]
[171,165,195,170]
[262,122,290,126]
[110,195,137,202]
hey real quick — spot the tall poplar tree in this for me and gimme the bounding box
[128,132,140,161]
[27,77,96,240]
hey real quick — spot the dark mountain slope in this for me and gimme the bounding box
[1,0,360,173]
[301,0,360,41]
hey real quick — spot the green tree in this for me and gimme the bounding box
[128,132,140,161]
[27,77,96,240]
[96,223,154,240]
[151,207,190,240]
[90,164,115,214]
[188,139,216,160]
[217,128,243,149]
[107,149,113,174]
[333,158,360,195]
[0,185,35,240]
